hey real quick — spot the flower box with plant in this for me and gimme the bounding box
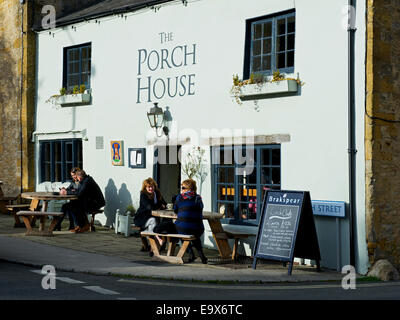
[230,71,304,104]
[46,84,91,107]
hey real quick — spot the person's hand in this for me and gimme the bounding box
[59,188,67,195]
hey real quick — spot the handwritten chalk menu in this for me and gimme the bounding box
[253,190,321,275]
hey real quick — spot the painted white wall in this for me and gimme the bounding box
[35,0,367,272]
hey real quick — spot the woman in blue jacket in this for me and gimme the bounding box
[155,178,207,264]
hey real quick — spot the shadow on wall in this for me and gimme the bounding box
[104,179,132,227]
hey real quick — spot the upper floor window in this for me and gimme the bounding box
[244,10,295,79]
[63,43,91,92]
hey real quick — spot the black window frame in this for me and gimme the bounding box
[212,144,281,226]
[243,9,295,80]
[63,42,92,92]
[39,139,83,183]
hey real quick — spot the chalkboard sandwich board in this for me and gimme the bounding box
[252,190,321,275]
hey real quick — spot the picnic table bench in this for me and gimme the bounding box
[6,204,32,227]
[141,231,196,264]
[17,211,63,236]
[87,208,103,232]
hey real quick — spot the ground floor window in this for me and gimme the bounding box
[39,139,82,183]
[212,144,281,225]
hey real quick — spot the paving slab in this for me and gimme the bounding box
[0,214,344,283]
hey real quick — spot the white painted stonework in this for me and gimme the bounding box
[34,0,369,273]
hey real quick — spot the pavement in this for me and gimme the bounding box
[0,214,346,283]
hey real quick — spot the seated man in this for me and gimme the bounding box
[55,167,81,231]
[72,169,105,233]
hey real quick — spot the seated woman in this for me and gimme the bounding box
[154,179,207,264]
[133,178,166,253]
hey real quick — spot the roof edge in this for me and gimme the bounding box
[32,0,174,32]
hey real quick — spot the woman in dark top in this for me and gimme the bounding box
[133,178,166,231]
[154,179,207,264]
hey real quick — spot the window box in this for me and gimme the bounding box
[239,79,298,101]
[54,92,91,106]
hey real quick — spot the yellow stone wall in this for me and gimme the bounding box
[366,0,400,269]
[0,0,35,194]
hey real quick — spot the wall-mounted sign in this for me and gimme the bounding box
[312,200,346,218]
[136,32,197,103]
[129,148,146,169]
[111,140,124,166]
[253,190,321,275]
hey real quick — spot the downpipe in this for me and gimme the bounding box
[347,0,357,268]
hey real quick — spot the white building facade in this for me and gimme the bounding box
[34,0,369,273]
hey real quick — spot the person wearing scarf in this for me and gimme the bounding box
[154,178,207,264]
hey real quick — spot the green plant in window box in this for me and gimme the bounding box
[72,85,79,94]
[230,70,304,105]
[79,84,86,94]
[59,87,66,96]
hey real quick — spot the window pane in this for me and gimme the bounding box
[69,61,79,74]
[81,47,91,59]
[65,143,73,162]
[263,22,272,37]
[54,142,61,162]
[261,167,272,185]
[277,18,286,35]
[253,23,262,39]
[252,56,261,72]
[263,38,272,54]
[219,148,233,165]
[287,34,295,50]
[68,49,79,61]
[287,51,294,67]
[44,163,51,182]
[43,143,50,161]
[239,202,257,220]
[218,185,235,201]
[218,202,234,219]
[262,55,271,71]
[238,168,257,184]
[81,74,90,88]
[217,167,235,184]
[272,148,280,165]
[272,168,281,185]
[77,140,82,166]
[82,60,91,73]
[276,35,286,52]
[65,163,73,181]
[252,40,261,56]
[55,163,62,182]
[287,16,295,33]
[276,52,286,69]
[67,75,80,88]
[261,149,271,165]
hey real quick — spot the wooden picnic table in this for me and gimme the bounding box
[152,210,250,260]
[21,192,77,212]
[20,192,78,236]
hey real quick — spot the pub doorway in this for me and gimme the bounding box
[153,145,181,204]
